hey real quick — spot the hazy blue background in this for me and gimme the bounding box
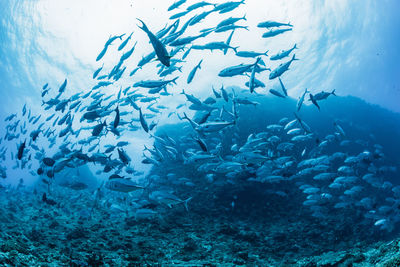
[0,0,399,185]
[0,0,399,113]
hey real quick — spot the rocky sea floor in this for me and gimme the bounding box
[1,185,400,266]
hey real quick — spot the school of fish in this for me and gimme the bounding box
[1,0,399,230]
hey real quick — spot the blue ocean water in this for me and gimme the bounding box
[0,0,400,265]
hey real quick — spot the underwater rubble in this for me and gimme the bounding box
[1,181,400,266]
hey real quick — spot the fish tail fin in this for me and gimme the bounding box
[292,54,298,61]
[198,59,203,69]
[310,96,320,111]
[180,89,185,95]
[136,18,148,32]
[171,77,179,84]
[294,44,298,49]
[331,89,336,96]
[243,14,247,21]
[264,50,269,56]
[183,197,192,212]
[244,26,249,31]
[233,46,239,53]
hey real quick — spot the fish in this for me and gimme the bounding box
[137,51,156,68]
[215,24,248,33]
[297,88,309,111]
[139,108,149,133]
[17,140,26,160]
[157,21,177,39]
[93,64,104,79]
[133,77,178,88]
[119,41,137,62]
[58,112,70,125]
[150,191,192,211]
[186,1,214,11]
[182,46,192,60]
[168,0,186,11]
[234,98,259,106]
[220,86,229,102]
[92,120,107,136]
[106,178,143,193]
[118,32,133,51]
[262,28,292,38]
[60,181,88,191]
[30,130,41,141]
[334,121,346,137]
[169,33,207,47]
[5,114,16,121]
[214,0,245,13]
[294,113,312,133]
[181,90,202,105]
[269,54,298,79]
[237,49,269,59]
[189,10,214,26]
[257,20,293,28]
[249,57,261,93]
[278,77,288,96]
[58,79,67,93]
[159,65,182,77]
[193,41,238,53]
[212,87,222,98]
[309,94,320,110]
[196,120,235,133]
[95,46,108,62]
[59,124,72,138]
[187,60,203,84]
[313,89,336,101]
[269,89,286,98]
[270,44,297,60]
[217,15,247,28]
[203,97,216,105]
[224,30,235,55]
[219,63,254,77]
[137,19,171,67]
[92,81,113,90]
[43,157,55,167]
[113,106,120,129]
[117,148,131,165]
[96,34,125,61]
